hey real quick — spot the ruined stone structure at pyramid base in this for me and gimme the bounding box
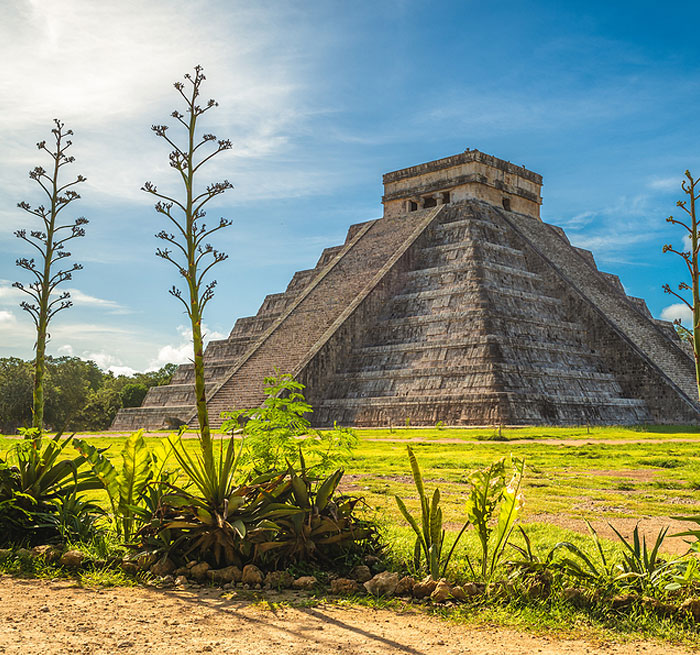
[111,149,700,430]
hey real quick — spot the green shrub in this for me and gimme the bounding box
[221,372,357,476]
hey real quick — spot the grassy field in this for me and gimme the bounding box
[3,424,699,560]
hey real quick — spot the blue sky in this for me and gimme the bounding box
[1,0,699,374]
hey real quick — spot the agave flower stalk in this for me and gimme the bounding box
[144,65,233,463]
[14,120,88,431]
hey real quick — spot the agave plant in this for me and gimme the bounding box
[0,430,101,545]
[250,462,377,566]
[73,430,177,541]
[395,446,469,579]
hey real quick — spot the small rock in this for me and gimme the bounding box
[363,571,400,597]
[223,582,233,590]
[136,553,156,571]
[349,565,372,583]
[160,575,175,587]
[396,576,416,596]
[186,560,198,569]
[189,562,210,580]
[59,550,85,569]
[174,575,188,587]
[293,576,318,591]
[241,564,264,585]
[121,560,139,575]
[611,594,635,609]
[331,578,362,595]
[173,567,189,577]
[15,548,32,560]
[31,545,61,563]
[642,596,676,617]
[265,571,294,589]
[412,576,438,599]
[430,579,452,603]
[150,557,176,578]
[680,598,700,621]
[451,585,468,601]
[562,587,586,607]
[207,566,242,584]
[363,555,380,567]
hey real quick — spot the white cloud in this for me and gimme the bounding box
[148,323,227,369]
[660,303,692,324]
[0,280,127,313]
[649,176,681,192]
[0,310,17,325]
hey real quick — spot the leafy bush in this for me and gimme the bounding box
[464,456,525,583]
[73,430,177,541]
[0,430,102,545]
[135,438,376,568]
[221,372,357,476]
[250,461,378,567]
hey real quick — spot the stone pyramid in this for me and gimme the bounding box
[111,150,700,430]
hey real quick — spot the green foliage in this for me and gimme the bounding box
[221,373,357,476]
[251,461,378,566]
[464,456,525,583]
[0,357,177,432]
[0,430,101,545]
[119,383,148,408]
[394,446,468,579]
[73,431,177,541]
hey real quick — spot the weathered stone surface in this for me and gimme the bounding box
[412,577,438,599]
[330,578,362,595]
[189,562,210,580]
[241,564,264,585]
[395,576,416,596]
[174,575,188,588]
[150,557,176,578]
[430,579,453,603]
[59,550,85,568]
[207,566,242,584]
[292,576,318,591]
[363,571,400,597]
[680,598,700,621]
[265,570,294,589]
[112,150,700,430]
[349,565,372,583]
[31,545,61,563]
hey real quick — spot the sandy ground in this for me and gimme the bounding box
[0,577,692,655]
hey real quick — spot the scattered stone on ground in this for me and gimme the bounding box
[349,564,372,582]
[363,571,399,597]
[58,550,85,568]
[265,570,293,589]
[330,577,362,595]
[0,577,692,655]
[292,575,317,590]
[412,576,438,599]
[241,564,264,585]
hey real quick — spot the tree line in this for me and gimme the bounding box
[0,357,176,433]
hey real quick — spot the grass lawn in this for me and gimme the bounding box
[3,424,699,558]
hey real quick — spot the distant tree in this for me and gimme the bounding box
[662,170,700,399]
[0,358,34,432]
[120,383,149,408]
[13,120,88,431]
[143,65,232,459]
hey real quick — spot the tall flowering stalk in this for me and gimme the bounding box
[14,120,88,431]
[663,171,700,400]
[144,65,232,463]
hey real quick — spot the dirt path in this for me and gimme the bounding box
[0,577,691,655]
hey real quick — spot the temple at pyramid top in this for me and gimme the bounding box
[382,149,543,219]
[111,149,700,431]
